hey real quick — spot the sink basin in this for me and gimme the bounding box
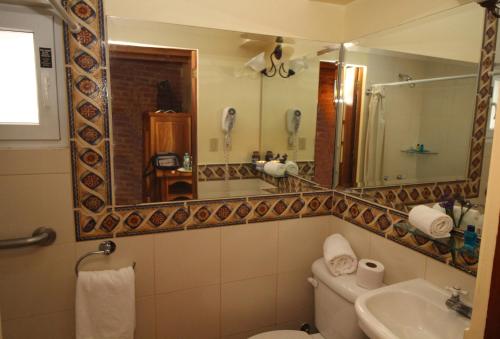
[355,279,470,339]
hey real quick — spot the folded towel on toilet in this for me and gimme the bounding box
[409,205,453,238]
[323,234,358,276]
[76,266,135,339]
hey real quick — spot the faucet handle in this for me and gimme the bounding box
[446,286,468,298]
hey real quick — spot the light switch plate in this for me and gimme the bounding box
[209,138,218,152]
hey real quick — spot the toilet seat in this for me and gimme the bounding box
[249,330,312,339]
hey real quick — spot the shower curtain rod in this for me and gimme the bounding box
[370,73,477,88]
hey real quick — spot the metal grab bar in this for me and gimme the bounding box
[0,227,57,250]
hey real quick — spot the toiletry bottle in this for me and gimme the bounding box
[183,153,190,170]
[463,225,478,251]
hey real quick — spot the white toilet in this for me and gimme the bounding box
[250,258,369,339]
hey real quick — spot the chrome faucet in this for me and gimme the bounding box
[445,286,472,319]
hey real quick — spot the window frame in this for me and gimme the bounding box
[0,3,68,148]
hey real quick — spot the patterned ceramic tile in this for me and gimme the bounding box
[63,0,488,277]
[186,198,249,229]
[248,194,303,222]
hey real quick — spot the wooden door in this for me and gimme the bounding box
[339,66,364,187]
[314,62,338,187]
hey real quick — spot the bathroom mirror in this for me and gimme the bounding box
[335,3,493,231]
[106,17,339,205]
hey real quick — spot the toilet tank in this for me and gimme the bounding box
[311,259,368,339]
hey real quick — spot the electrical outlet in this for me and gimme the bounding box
[209,138,218,152]
[299,138,306,150]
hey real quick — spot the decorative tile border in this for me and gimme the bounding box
[63,0,485,277]
[350,180,473,212]
[468,9,498,195]
[197,161,315,181]
[64,0,329,241]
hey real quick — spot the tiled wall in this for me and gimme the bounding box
[0,149,330,338]
[0,149,477,338]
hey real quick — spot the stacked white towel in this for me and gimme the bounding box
[432,203,483,228]
[409,205,453,238]
[323,234,358,276]
[263,160,299,177]
[264,161,286,177]
[76,266,135,339]
[283,161,299,176]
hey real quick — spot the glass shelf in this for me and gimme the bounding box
[401,149,439,155]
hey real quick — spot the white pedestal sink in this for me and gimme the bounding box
[355,279,470,339]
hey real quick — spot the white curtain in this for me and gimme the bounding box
[363,86,386,186]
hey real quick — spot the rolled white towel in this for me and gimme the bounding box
[323,234,358,277]
[284,161,299,176]
[432,203,482,228]
[264,161,286,177]
[409,205,453,238]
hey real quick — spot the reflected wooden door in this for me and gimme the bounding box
[314,62,338,187]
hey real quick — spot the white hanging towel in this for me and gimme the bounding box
[323,234,358,276]
[76,266,135,339]
[409,205,453,238]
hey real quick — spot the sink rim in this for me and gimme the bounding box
[354,278,470,339]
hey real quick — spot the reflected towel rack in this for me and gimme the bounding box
[0,227,56,250]
[75,240,136,276]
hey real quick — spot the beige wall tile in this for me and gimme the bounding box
[221,275,277,336]
[222,222,278,283]
[154,228,221,294]
[0,243,75,320]
[276,269,314,324]
[369,234,427,285]
[76,235,155,298]
[278,216,330,273]
[1,310,74,339]
[425,258,477,303]
[0,174,75,244]
[136,296,156,339]
[221,325,277,339]
[156,285,220,339]
[329,216,371,259]
[0,149,70,176]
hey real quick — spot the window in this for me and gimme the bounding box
[0,4,66,143]
[0,30,40,124]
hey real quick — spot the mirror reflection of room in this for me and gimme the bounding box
[336,4,491,232]
[108,18,340,205]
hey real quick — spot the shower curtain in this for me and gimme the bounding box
[362,86,386,186]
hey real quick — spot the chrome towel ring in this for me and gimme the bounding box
[75,240,136,276]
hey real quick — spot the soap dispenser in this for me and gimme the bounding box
[460,225,479,259]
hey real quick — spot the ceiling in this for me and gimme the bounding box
[310,0,356,5]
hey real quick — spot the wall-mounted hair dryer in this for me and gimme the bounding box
[222,107,237,149]
[286,108,301,146]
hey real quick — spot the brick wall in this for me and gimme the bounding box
[314,62,337,187]
[110,56,185,205]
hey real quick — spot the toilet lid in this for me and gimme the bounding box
[249,330,310,339]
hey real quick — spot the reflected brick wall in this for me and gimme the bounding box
[110,56,184,205]
[314,62,337,188]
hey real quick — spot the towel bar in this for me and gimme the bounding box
[75,240,136,276]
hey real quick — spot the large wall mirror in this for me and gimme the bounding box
[335,3,493,234]
[106,17,340,205]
